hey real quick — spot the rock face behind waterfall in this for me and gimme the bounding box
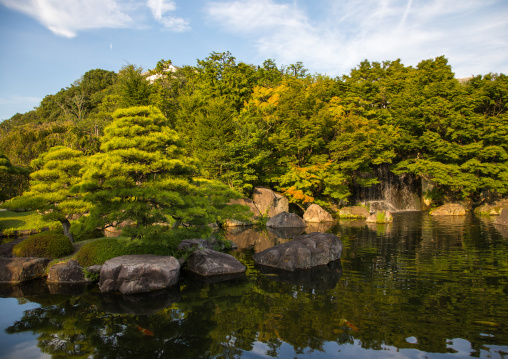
[99,255,180,294]
[253,232,342,271]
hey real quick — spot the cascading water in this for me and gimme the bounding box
[351,165,421,212]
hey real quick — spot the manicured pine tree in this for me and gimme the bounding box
[77,106,245,240]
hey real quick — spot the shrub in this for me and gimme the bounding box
[13,231,74,259]
[74,238,128,267]
[74,237,176,267]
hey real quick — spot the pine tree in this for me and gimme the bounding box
[2,146,87,242]
[78,106,244,240]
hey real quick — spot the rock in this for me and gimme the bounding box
[230,198,261,217]
[474,199,508,216]
[252,187,288,218]
[266,212,306,228]
[494,208,508,226]
[0,257,50,283]
[187,249,246,277]
[99,255,180,295]
[0,237,24,257]
[253,232,343,271]
[338,206,370,219]
[430,203,466,216]
[303,204,334,223]
[366,210,393,224]
[47,260,87,283]
[225,227,286,253]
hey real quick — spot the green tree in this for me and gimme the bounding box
[77,106,246,241]
[2,146,88,242]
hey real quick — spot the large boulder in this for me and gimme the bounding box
[366,210,393,224]
[430,203,466,216]
[494,208,508,226]
[47,260,87,283]
[187,249,246,277]
[252,187,288,218]
[0,257,50,283]
[338,206,370,219]
[303,204,334,223]
[99,255,180,295]
[253,232,343,271]
[266,212,306,228]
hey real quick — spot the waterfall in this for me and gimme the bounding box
[351,165,421,212]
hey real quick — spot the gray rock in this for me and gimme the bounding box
[47,260,87,283]
[187,249,246,277]
[86,265,102,276]
[253,232,343,271]
[266,212,306,228]
[303,204,334,223]
[0,257,50,283]
[494,208,508,226]
[430,203,466,216]
[252,187,289,218]
[99,255,180,294]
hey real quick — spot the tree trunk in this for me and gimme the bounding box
[61,219,74,243]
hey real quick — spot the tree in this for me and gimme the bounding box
[0,154,30,201]
[2,146,87,242]
[77,106,246,241]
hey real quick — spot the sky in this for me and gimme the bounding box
[0,0,507,121]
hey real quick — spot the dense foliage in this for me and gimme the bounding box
[1,53,507,216]
[12,231,73,259]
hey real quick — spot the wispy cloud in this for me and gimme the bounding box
[0,0,189,38]
[206,0,508,77]
[146,0,189,31]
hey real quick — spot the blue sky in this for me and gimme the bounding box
[1,0,507,121]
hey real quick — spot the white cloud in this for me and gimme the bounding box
[146,0,189,31]
[0,0,189,38]
[0,0,133,38]
[206,0,508,77]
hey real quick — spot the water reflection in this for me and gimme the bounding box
[0,212,507,358]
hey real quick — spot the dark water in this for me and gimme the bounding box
[1,212,507,359]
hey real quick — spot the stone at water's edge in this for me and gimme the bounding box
[474,199,508,216]
[338,206,370,219]
[253,232,343,271]
[266,212,306,228]
[303,204,334,223]
[0,257,50,283]
[366,210,393,224]
[99,255,180,295]
[430,203,466,216]
[47,260,87,283]
[494,208,508,226]
[252,187,289,218]
[187,249,246,277]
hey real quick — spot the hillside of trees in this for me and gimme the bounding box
[1,52,507,209]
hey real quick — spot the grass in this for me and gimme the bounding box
[0,210,61,236]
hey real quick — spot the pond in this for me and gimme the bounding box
[0,212,507,359]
